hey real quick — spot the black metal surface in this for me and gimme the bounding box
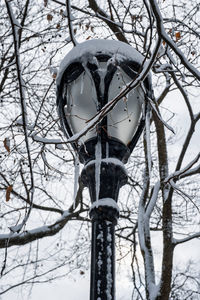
[81,159,127,300]
[90,220,116,300]
[78,137,130,165]
[81,161,127,203]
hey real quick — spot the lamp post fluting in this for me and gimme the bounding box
[56,39,152,300]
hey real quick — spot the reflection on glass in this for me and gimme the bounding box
[107,69,143,145]
[65,71,98,142]
[64,60,143,146]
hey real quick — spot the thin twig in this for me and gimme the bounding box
[66,0,78,46]
[149,0,200,81]
[5,0,35,232]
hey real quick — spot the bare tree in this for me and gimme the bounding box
[0,0,200,299]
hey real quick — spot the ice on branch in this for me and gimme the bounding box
[31,132,63,146]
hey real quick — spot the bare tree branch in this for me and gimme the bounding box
[149,0,200,81]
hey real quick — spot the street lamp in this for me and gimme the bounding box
[56,39,152,300]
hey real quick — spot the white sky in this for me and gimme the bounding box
[1,2,200,298]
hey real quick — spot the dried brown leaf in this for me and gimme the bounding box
[3,138,10,153]
[175,32,181,42]
[47,14,53,21]
[6,185,13,202]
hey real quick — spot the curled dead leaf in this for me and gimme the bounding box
[80,270,85,275]
[56,23,61,29]
[3,138,10,153]
[47,14,53,21]
[175,32,181,42]
[6,185,13,202]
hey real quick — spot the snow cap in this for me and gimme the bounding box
[56,39,147,87]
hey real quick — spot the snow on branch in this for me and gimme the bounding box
[145,181,160,219]
[31,133,64,149]
[178,164,200,178]
[0,207,86,249]
[138,168,159,299]
[164,153,200,184]
[0,174,85,248]
[173,232,200,246]
[149,0,200,81]
[0,210,70,248]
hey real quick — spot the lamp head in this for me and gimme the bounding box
[56,40,152,164]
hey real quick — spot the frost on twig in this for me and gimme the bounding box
[31,132,64,148]
[164,153,200,183]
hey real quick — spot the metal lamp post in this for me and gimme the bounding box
[56,39,152,300]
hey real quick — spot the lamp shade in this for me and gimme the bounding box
[56,40,152,155]
[106,65,143,145]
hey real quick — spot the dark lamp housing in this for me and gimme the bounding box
[56,40,152,164]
